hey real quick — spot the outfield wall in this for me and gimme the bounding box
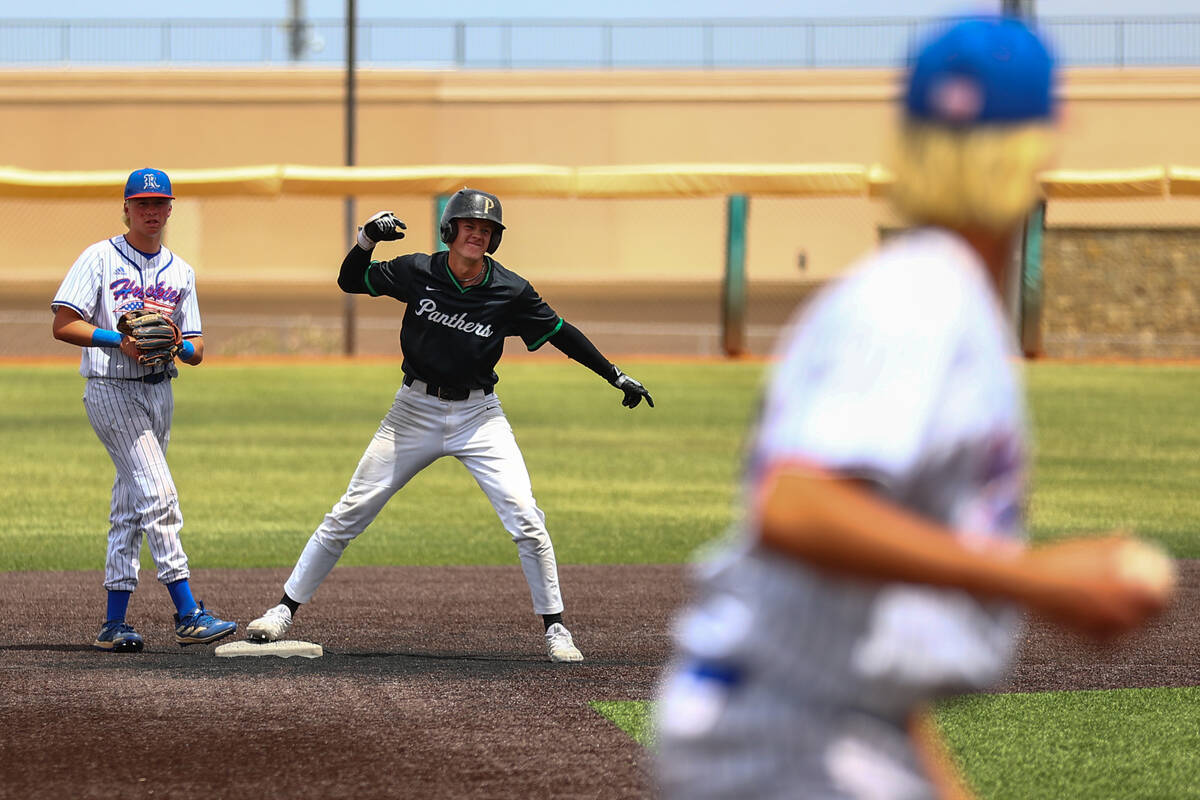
[0,67,1197,357]
[1,67,1198,284]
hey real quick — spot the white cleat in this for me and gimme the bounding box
[545,623,584,663]
[246,603,293,642]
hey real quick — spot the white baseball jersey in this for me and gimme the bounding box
[51,236,201,378]
[656,228,1028,800]
[51,234,200,593]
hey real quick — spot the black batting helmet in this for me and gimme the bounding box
[439,188,505,254]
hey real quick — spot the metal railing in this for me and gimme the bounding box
[0,17,1197,68]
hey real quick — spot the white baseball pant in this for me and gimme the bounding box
[283,381,564,614]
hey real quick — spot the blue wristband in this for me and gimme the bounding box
[91,328,123,348]
[180,340,195,359]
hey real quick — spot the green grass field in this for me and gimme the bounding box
[1,359,762,571]
[4,358,1199,799]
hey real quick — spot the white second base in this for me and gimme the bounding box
[214,639,323,659]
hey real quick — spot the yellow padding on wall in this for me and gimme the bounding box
[0,163,1194,199]
[0,166,133,198]
[1040,167,1166,198]
[0,164,287,198]
[573,163,867,198]
[278,164,576,196]
[1168,166,1200,197]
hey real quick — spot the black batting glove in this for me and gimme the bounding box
[610,367,654,409]
[358,211,407,249]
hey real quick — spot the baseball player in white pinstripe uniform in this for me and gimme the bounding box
[51,168,237,653]
[654,18,1171,800]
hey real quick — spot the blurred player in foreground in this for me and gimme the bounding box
[653,17,1174,800]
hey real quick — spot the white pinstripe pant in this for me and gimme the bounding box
[655,666,937,800]
[83,378,189,591]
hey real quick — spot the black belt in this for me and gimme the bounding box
[403,375,492,401]
[117,372,170,385]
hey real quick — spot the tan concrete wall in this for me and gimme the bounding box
[1,66,1198,289]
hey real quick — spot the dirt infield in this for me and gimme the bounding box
[2,562,1197,799]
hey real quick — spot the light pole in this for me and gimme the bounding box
[343,0,358,356]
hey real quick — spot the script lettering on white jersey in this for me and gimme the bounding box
[414,298,493,338]
[111,278,181,307]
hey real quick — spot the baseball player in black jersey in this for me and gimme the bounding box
[247,188,652,661]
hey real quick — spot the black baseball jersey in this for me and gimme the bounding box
[348,249,562,390]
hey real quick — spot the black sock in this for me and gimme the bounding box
[280,594,301,616]
[542,612,563,631]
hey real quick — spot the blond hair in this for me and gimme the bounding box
[888,121,1054,233]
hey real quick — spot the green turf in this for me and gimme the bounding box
[591,701,655,748]
[0,359,762,571]
[1025,363,1200,555]
[597,688,1200,800]
[4,360,1196,571]
[937,687,1200,799]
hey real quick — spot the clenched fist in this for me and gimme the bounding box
[358,211,407,249]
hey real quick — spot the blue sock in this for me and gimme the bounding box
[106,590,132,623]
[166,579,198,617]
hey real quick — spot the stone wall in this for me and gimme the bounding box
[1041,228,1200,359]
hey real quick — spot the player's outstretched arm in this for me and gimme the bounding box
[548,321,654,409]
[756,464,1173,638]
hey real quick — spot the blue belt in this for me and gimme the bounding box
[684,659,744,687]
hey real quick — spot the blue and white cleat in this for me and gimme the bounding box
[174,602,237,646]
[93,620,145,653]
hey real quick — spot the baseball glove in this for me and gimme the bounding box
[116,309,183,367]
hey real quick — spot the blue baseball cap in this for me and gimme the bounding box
[905,16,1055,126]
[124,167,174,200]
